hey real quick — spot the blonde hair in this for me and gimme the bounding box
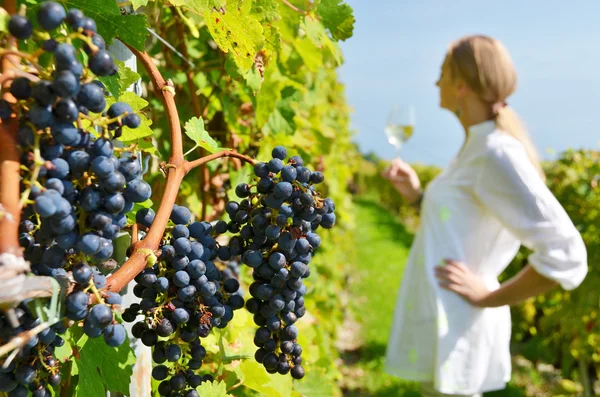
[446,35,545,180]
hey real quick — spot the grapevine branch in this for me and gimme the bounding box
[104,45,256,293]
[0,0,23,256]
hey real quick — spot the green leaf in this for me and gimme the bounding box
[244,65,263,94]
[169,0,226,12]
[255,66,283,127]
[54,330,74,363]
[98,60,141,99]
[130,0,149,9]
[184,117,220,153]
[108,92,148,112]
[138,139,159,155]
[104,92,154,141]
[0,8,8,33]
[239,360,293,397]
[112,232,131,265]
[204,4,265,72]
[316,0,355,41]
[195,380,230,396]
[58,0,149,50]
[75,333,136,395]
[252,0,280,22]
[126,198,153,224]
[294,37,323,71]
[265,108,293,135]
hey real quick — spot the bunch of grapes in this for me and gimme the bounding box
[122,205,244,396]
[0,304,66,396]
[224,146,336,379]
[1,2,149,391]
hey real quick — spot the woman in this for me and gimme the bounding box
[382,35,588,397]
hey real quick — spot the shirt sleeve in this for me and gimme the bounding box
[472,141,587,290]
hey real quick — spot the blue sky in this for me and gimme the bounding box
[338,0,600,167]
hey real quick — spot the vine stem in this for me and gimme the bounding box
[281,0,308,15]
[0,0,23,256]
[0,322,50,358]
[183,150,256,174]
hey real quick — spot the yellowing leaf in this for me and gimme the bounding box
[239,360,293,397]
[196,380,230,396]
[204,5,265,72]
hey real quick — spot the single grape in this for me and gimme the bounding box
[38,1,67,31]
[8,15,33,40]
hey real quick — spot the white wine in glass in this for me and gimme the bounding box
[385,104,415,158]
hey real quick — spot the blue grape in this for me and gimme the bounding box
[272,146,287,160]
[124,179,152,202]
[52,70,80,97]
[88,304,113,328]
[38,2,66,31]
[8,15,32,40]
[89,50,117,76]
[104,324,126,347]
[10,77,31,100]
[170,205,191,225]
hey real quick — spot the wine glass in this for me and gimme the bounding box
[384,104,415,158]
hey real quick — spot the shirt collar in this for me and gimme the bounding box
[467,119,496,138]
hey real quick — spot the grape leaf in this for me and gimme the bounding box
[75,333,136,395]
[252,0,280,22]
[105,93,154,141]
[57,0,149,50]
[108,92,147,112]
[316,0,355,41]
[244,65,263,94]
[256,67,283,127]
[184,117,221,153]
[0,8,8,33]
[130,0,149,9]
[204,3,265,72]
[137,139,159,155]
[292,367,337,397]
[169,0,226,12]
[196,380,230,396]
[98,59,141,99]
[239,360,293,397]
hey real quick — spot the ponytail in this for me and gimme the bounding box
[494,106,545,181]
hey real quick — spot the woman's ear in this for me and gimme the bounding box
[455,81,469,99]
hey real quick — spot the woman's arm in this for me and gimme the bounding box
[435,260,559,308]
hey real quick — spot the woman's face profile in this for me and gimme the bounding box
[436,57,458,112]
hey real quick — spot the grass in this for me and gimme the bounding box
[342,197,527,397]
[341,196,420,396]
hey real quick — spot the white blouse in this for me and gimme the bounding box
[384,120,588,394]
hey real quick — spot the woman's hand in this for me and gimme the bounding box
[435,259,491,307]
[381,158,422,204]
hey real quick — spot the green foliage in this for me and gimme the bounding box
[503,150,600,382]
[13,0,359,395]
[352,154,441,231]
[98,60,141,99]
[57,0,149,50]
[316,0,355,41]
[184,117,223,153]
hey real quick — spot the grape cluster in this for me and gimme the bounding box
[0,304,66,396]
[226,146,336,379]
[2,0,147,358]
[123,205,244,396]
